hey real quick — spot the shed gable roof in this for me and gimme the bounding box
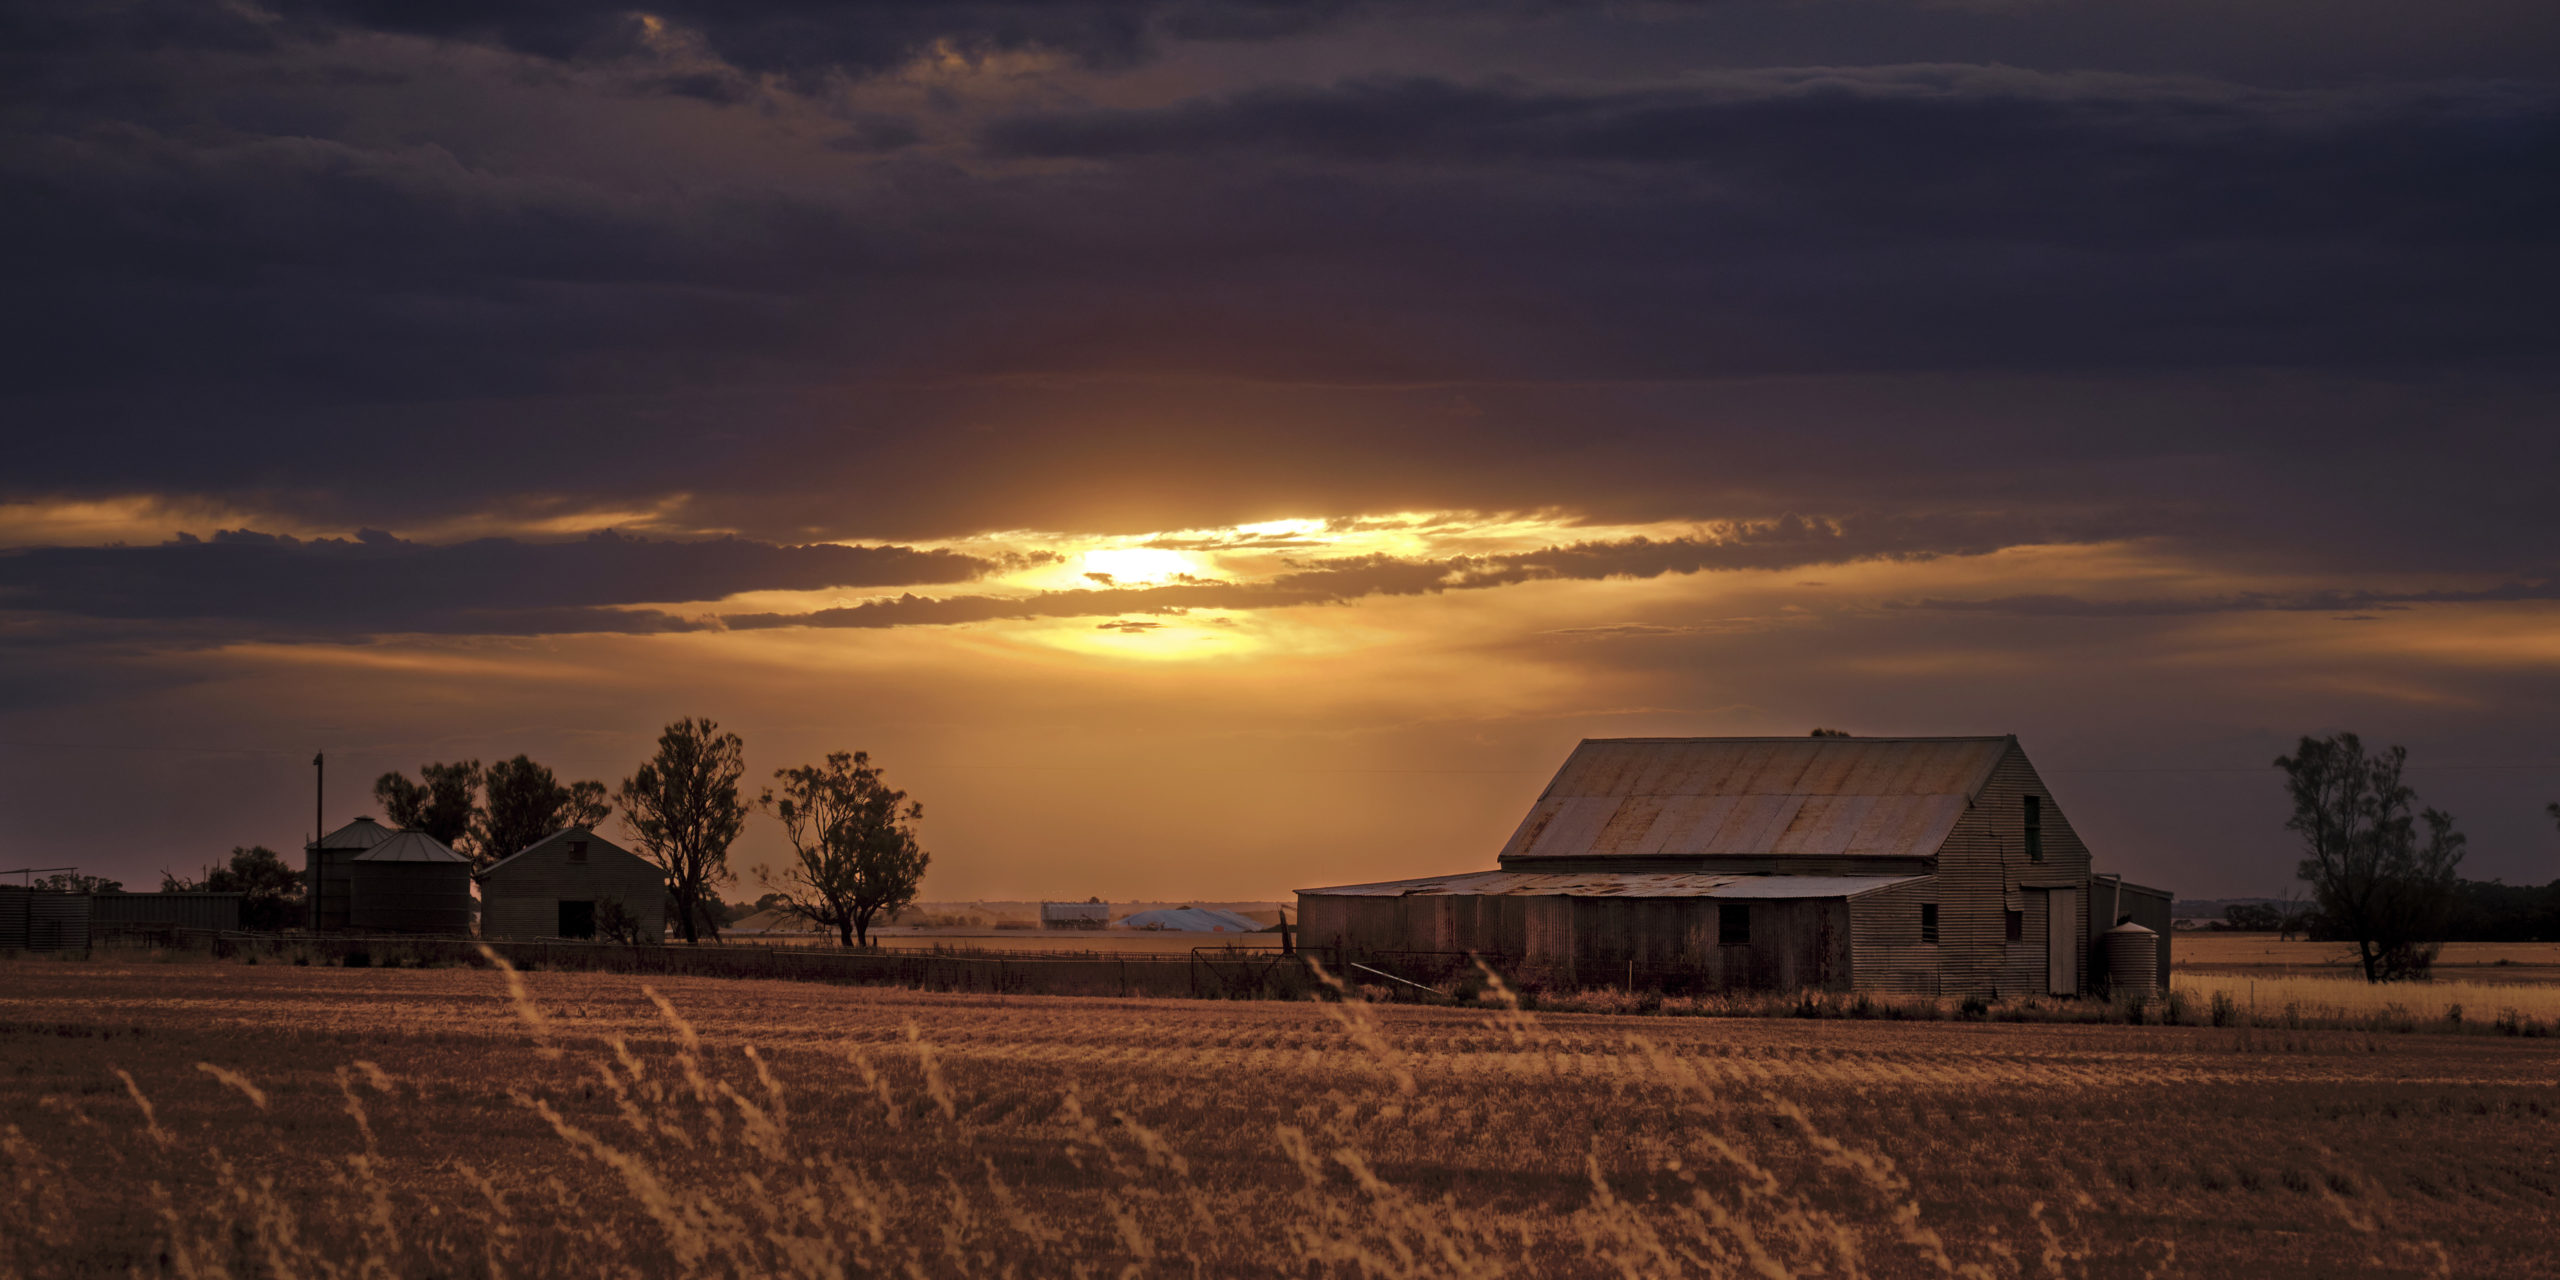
[1498,736,2013,863]
[477,827,656,880]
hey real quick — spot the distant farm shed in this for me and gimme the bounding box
[1299,735,2170,998]
[347,830,474,934]
[478,828,665,941]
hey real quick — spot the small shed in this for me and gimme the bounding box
[478,828,665,940]
[347,831,474,934]
[307,816,398,930]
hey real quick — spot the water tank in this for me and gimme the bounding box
[2102,922,2160,998]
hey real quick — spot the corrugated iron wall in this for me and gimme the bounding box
[482,845,667,939]
[308,848,358,931]
[348,861,473,934]
[1296,890,1852,992]
[93,892,243,932]
[0,888,94,951]
[1844,878,1942,993]
[1909,744,2093,998]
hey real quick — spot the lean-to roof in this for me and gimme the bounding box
[1298,870,1925,899]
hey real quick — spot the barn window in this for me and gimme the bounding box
[2005,908,2024,942]
[1920,904,1939,944]
[1719,903,1751,945]
[2022,795,2043,861]
[569,841,588,864]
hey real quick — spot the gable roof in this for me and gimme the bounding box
[352,830,469,863]
[1498,736,2013,863]
[312,816,398,852]
[477,827,652,880]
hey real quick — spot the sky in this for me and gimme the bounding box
[4,0,2557,901]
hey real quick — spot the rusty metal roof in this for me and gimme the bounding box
[1298,870,1926,899]
[352,831,469,863]
[1497,736,2013,863]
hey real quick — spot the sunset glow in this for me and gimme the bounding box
[2,0,2553,906]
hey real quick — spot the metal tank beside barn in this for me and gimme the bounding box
[478,828,666,940]
[1299,735,2173,998]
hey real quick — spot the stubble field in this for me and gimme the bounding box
[3,957,2555,1279]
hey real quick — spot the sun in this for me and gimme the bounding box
[1078,546,1200,586]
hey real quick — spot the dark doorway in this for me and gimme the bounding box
[558,900,596,939]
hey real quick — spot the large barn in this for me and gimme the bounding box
[478,828,666,941]
[1298,736,2169,997]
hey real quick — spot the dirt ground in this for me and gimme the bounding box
[4,957,2555,1279]
[2174,934,2560,985]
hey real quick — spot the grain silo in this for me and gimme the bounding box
[307,816,398,930]
[346,830,473,934]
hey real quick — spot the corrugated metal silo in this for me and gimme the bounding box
[347,831,473,934]
[2101,922,2159,997]
[308,816,398,931]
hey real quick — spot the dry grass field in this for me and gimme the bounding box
[2175,936,2560,986]
[5,955,2557,1280]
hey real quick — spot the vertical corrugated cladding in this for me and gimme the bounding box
[1297,893,1350,952]
[308,849,358,931]
[1845,878,1942,994]
[482,841,669,939]
[1931,742,2096,997]
[349,862,473,934]
[0,886,27,947]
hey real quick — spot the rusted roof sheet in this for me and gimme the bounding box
[1498,736,2011,862]
[1298,870,1926,899]
[352,831,469,863]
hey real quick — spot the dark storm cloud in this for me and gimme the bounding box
[1,0,2556,578]
[0,529,993,637]
[724,512,2083,631]
[1894,578,2560,618]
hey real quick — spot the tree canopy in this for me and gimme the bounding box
[476,754,613,868]
[2276,732,2466,982]
[374,760,483,851]
[162,846,305,930]
[619,717,747,945]
[760,750,930,947]
[32,871,121,894]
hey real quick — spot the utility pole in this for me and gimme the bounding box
[313,752,324,847]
